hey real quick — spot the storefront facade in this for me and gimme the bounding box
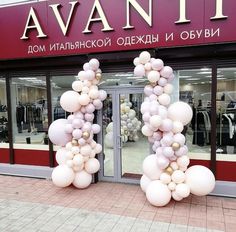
[0,0,236,196]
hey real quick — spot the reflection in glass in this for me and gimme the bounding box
[103,94,114,176]
[120,93,148,178]
[51,75,76,120]
[216,68,236,155]
[0,78,8,143]
[176,68,212,156]
[11,76,48,145]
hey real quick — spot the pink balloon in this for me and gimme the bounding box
[134,64,145,77]
[49,119,72,146]
[149,94,158,101]
[85,70,95,81]
[65,124,73,134]
[161,134,174,146]
[175,146,188,157]
[153,131,162,141]
[160,66,173,78]
[160,119,173,132]
[141,102,151,114]
[92,124,101,134]
[158,77,168,87]
[163,147,174,158]
[74,111,84,119]
[82,122,92,132]
[78,138,86,146]
[67,115,75,123]
[144,85,153,96]
[72,119,83,129]
[83,62,91,71]
[153,86,163,96]
[151,59,164,71]
[85,103,95,114]
[85,113,94,122]
[98,90,107,101]
[72,129,82,139]
[156,147,163,156]
[89,58,100,71]
[156,155,169,169]
[142,112,151,122]
[173,133,186,146]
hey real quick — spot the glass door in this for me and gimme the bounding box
[98,87,150,183]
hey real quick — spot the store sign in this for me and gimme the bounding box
[0,0,235,60]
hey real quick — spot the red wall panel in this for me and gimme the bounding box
[0,148,10,163]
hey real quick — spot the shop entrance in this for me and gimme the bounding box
[97,87,150,183]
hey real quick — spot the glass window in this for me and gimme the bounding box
[51,75,77,121]
[11,75,48,146]
[0,77,8,144]
[175,68,212,159]
[216,68,236,155]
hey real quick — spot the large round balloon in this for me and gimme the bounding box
[146,180,172,207]
[60,91,81,113]
[73,170,92,189]
[142,155,162,180]
[168,102,193,125]
[140,174,151,193]
[85,158,100,174]
[48,119,72,146]
[185,165,215,196]
[52,165,75,188]
[55,148,68,165]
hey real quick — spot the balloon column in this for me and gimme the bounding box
[105,98,142,148]
[134,51,215,207]
[48,59,107,189]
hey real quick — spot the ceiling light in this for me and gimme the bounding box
[106,79,120,82]
[127,76,144,79]
[217,75,224,78]
[218,77,226,80]
[115,73,133,77]
[197,72,211,74]
[201,68,210,71]
[186,78,200,81]
[179,76,192,78]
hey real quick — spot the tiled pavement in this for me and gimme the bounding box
[0,175,236,231]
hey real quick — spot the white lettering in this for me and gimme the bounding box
[211,0,228,20]
[175,0,190,24]
[21,7,47,40]
[49,1,79,36]
[83,0,114,33]
[123,0,152,29]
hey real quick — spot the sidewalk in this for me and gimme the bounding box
[0,175,235,232]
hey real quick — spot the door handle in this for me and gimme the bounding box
[117,135,122,149]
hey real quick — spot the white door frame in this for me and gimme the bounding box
[97,86,145,184]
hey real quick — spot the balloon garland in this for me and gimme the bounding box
[49,59,107,189]
[104,98,142,148]
[135,51,215,207]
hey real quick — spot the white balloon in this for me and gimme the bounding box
[177,155,190,168]
[175,183,190,198]
[146,180,171,207]
[148,70,160,83]
[78,94,90,106]
[158,94,171,106]
[173,133,186,146]
[164,84,174,94]
[73,170,92,189]
[94,144,102,154]
[172,121,184,133]
[72,81,83,92]
[140,175,152,193]
[142,125,153,137]
[168,182,176,191]
[55,148,68,165]
[139,51,151,64]
[49,119,72,146]
[168,102,193,125]
[142,155,162,180]
[171,170,185,184]
[185,165,215,196]
[80,144,92,156]
[104,132,113,148]
[160,173,171,184]
[172,191,183,201]
[73,154,84,166]
[133,57,140,66]
[85,158,100,174]
[89,58,100,71]
[149,115,162,129]
[52,165,75,188]
[83,62,91,71]
[60,91,81,113]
